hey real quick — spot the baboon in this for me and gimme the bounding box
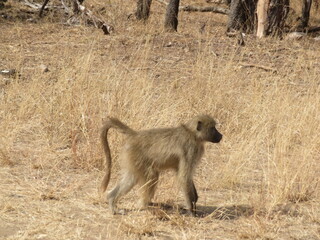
[100,115,222,216]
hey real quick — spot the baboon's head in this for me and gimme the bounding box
[190,115,223,143]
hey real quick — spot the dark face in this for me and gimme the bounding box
[209,126,222,143]
[196,120,222,143]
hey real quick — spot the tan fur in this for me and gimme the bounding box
[100,115,222,216]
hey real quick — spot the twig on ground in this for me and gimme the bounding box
[239,63,277,73]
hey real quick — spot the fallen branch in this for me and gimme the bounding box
[239,63,277,72]
[23,0,63,15]
[155,0,169,6]
[306,26,320,33]
[24,0,44,9]
[38,0,113,34]
[39,0,50,16]
[60,0,73,14]
[181,5,229,15]
[71,0,113,34]
[39,0,76,16]
[155,0,229,14]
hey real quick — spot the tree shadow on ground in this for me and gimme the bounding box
[148,202,254,220]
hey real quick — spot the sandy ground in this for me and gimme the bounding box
[1,0,320,239]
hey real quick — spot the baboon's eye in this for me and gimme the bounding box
[197,121,202,131]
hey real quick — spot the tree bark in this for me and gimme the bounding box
[164,0,180,32]
[299,0,312,30]
[256,0,270,37]
[227,0,257,33]
[136,0,153,20]
[228,0,289,37]
[266,0,290,36]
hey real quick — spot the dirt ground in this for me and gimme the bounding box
[1,0,320,239]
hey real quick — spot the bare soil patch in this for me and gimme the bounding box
[1,0,320,239]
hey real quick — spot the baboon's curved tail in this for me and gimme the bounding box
[100,117,136,193]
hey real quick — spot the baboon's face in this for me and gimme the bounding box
[207,125,222,143]
[195,115,223,143]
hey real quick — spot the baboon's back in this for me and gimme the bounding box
[124,126,194,171]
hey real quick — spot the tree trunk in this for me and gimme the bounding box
[136,0,153,20]
[228,0,289,37]
[227,0,257,33]
[266,0,290,36]
[256,0,270,37]
[164,0,180,32]
[299,0,312,30]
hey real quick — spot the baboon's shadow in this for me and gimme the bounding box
[149,203,254,220]
[196,204,254,219]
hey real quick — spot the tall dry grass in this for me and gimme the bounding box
[0,0,319,226]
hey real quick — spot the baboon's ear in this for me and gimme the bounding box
[197,121,202,131]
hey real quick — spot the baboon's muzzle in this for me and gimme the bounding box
[211,131,222,143]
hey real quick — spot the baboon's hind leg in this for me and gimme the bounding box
[107,171,137,214]
[191,181,198,213]
[138,171,159,209]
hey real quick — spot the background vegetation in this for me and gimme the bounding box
[0,0,319,239]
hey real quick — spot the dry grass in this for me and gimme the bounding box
[1,0,320,239]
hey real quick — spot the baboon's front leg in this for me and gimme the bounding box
[178,166,198,216]
[185,180,198,216]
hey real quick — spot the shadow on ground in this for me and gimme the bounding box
[148,203,254,220]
